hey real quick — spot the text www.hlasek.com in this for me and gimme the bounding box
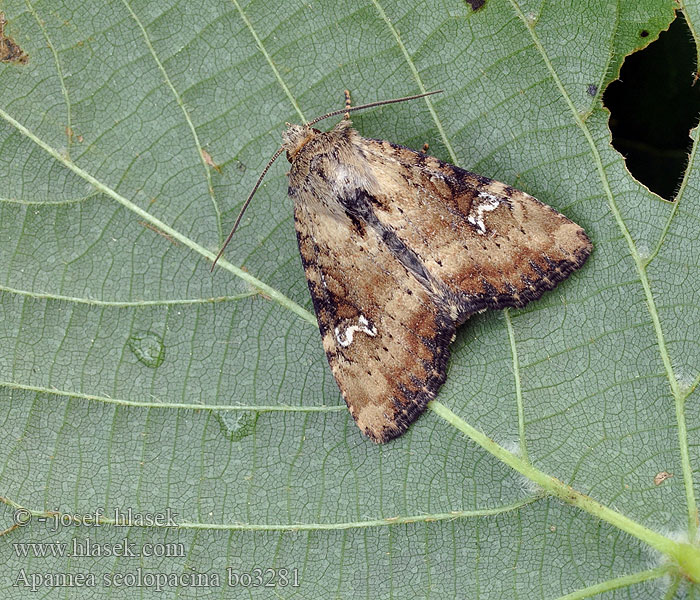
[13,538,184,558]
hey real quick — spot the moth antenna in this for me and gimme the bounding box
[305,90,443,127]
[343,89,352,120]
[211,145,285,272]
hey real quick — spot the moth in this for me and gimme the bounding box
[213,91,592,443]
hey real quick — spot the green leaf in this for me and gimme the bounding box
[0,0,698,598]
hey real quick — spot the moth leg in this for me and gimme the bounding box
[344,89,352,119]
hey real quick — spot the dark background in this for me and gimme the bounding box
[604,13,700,200]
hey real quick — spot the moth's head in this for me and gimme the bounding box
[282,123,319,163]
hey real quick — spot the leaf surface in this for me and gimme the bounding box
[1,0,697,598]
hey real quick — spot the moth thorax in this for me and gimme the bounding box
[282,124,317,162]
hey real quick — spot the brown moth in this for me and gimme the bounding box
[213,91,592,443]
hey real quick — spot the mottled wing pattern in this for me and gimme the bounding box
[358,138,592,320]
[289,120,591,443]
[294,199,455,443]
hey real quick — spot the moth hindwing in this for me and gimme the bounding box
[229,97,590,444]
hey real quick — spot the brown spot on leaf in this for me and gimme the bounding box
[201,148,222,173]
[0,13,28,64]
[654,471,673,485]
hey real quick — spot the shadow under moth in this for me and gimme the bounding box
[213,91,592,444]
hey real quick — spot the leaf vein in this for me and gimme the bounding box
[0,380,344,412]
[25,0,73,156]
[0,284,257,307]
[121,0,223,243]
[505,309,528,463]
[229,0,306,122]
[0,494,542,531]
[369,0,457,163]
[646,132,698,266]
[554,565,674,600]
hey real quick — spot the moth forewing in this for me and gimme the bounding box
[284,118,591,443]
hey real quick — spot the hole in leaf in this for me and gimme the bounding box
[603,14,700,200]
[464,0,486,11]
